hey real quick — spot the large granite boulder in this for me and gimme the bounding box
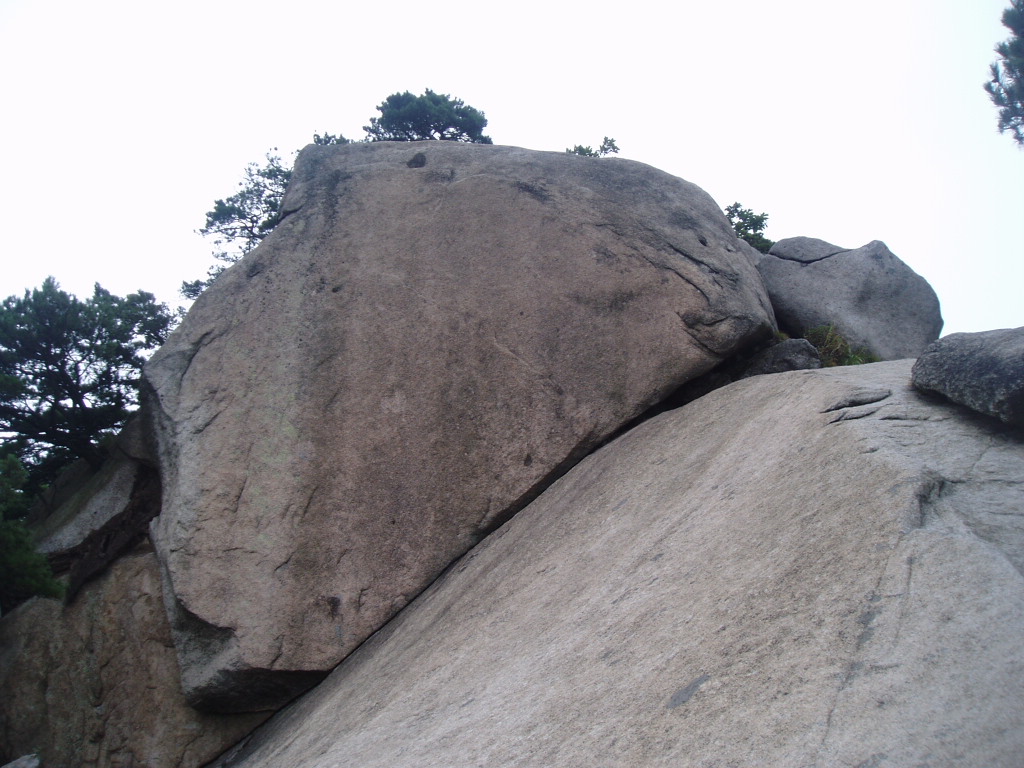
[0,548,266,768]
[913,326,1024,428]
[209,361,1024,768]
[143,141,776,711]
[757,236,942,359]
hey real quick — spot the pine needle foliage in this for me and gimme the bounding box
[985,1,1024,146]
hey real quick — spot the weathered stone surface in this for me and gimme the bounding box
[659,337,822,409]
[913,326,1024,428]
[30,416,157,559]
[25,442,163,602]
[24,417,156,535]
[62,463,161,601]
[210,361,1024,768]
[738,337,821,377]
[143,141,775,710]
[0,547,266,768]
[1,756,40,768]
[767,234,846,263]
[758,237,943,359]
[32,456,139,557]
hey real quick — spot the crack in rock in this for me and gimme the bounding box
[822,388,893,413]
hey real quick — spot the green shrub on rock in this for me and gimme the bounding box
[0,518,65,613]
[803,325,880,367]
[725,202,775,254]
[0,454,64,613]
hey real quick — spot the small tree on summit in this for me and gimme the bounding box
[364,90,493,143]
[185,90,493,299]
[725,202,775,254]
[181,151,294,300]
[312,132,352,147]
[985,0,1024,147]
[182,134,353,300]
[566,137,620,157]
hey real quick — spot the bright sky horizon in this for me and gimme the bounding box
[1,0,1021,338]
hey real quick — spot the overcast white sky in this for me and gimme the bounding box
[0,0,1020,336]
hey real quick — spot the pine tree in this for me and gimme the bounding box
[364,90,492,144]
[0,279,174,486]
[985,0,1024,146]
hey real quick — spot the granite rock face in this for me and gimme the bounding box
[27,416,155,562]
[913,326,1024,428]
[758,237,942,359]
[0,549,266,768]
[1,756,40,768]
[31,456,162,601]
[738,337,821,377]
[143,141,776,711]
[31,456,138,557]
[208,361,1024,768]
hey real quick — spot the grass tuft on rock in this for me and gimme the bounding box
[803,325,881,367]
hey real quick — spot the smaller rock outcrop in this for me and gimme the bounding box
[757,237,943,360]
[738,337,821,377]
[0,548,267,768]
[660,337,822,409]
[33,457,140,558]
[912,326,1024,428]
[23,416,162,601]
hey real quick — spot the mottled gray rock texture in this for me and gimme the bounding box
[32,456,139,557]
[0,549,266,768]
[0,755,39,768]
[758,237,942,360]
[738,337,822,377]
[19,415,164,602]
[765,234,845,263]
[27,416,155,558]
[143,141,775,711]
[209,361,1024,768]
[913,326,1024,428]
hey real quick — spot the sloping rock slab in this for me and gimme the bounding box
[144,141,775,711]
[0,548,265,768]
[913,326,1024,428]
[758,237,942,359]
[210,361,1024,768]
